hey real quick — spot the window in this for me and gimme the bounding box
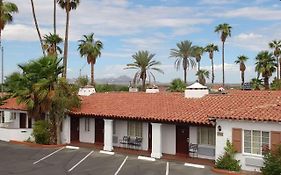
[10,112,16,121]
[197,127,215,146]
[244,130,269,155]
[85,118,90,132]
[0,111,4,123]
[127,121,142,137]
[113,120,116,135]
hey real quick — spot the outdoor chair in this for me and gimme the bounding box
[120,136,130,148]
[189,143,198,158]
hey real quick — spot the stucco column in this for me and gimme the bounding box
[103,119,113,151]
[151,123,162,158]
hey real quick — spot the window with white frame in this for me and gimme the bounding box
[244,130,269,155]
[10,112,16,121]
[85,118,90,132]
[197,127,215,146]
[127,121,142,137]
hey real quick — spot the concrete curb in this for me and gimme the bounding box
[9,140,65,148]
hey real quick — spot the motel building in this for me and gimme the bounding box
[0,83,281,172]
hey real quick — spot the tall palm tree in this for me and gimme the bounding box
[234,55,249,85]
[170,40,196,84]
[54,0,57,35]
[78,33,103,85]
[205,43,219,84]
[196,69,209,85]
[269,40,281,79]
[57,0,80,78]
[30,0,45,56]
[255,51,277,90]
[43,33,63,57]
[0,0,18,47]
[125,50,164,91]
[250,78,263,90]
[214,23,232,87]
[193,46,204,71]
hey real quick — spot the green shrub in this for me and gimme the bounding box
[95,84,129,92]
[271,78,281,90]
[167,78,186,92]
[215,140,241,172]
[32,120,50,145]
[261,145,281,175]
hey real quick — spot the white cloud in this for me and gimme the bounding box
[199,0,239,5]
[236,33,263,40]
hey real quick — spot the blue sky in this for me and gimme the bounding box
[2,0,281,84]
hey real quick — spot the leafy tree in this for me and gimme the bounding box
[32,120,50,144]
[205,43,219,84]
[57,0,80,78]
[125,50,163,91]
[43,33,63,57]
[215,139,241,172]
[170,40,196,84]
[193,46,204,71]
[261,145,281,175]
[271,78,281,90]
[250,78,263,90]
[196,69,209,85]
[255,51,277,90]
[78,33,103,85]
[167,78,186,92]
[95,84,129,92]
[30,0,45,56]
[269,40,281,79]
[214,23,232,87]
[75,76,89,87]
[234,55,249,85]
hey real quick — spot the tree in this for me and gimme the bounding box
[269,40,281,79]
[167,78,186,92]
[234,55,249,85]
[205,43,219,84]
[0,0,18,47]
[261,145,281,175]
[196,69,209,85]
[43,33,63,57]
[250,78,263,90]
[125,50,164,91]
[57,0,80,78]
[193,46,204,71]
[53,0,57,35]
[214,23,232,87]
[30,0,45,56]
[170,40,196,84]
[255,51,277,90]
[78,33,103,85]
[75,76,89,87]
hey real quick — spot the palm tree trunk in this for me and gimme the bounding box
[222,41,225,87]
[56,119,61,144]
[0,30,3,94]
[53,0,57,57]
[62,0,70,78]
[241,71,244,85]
[30,0,45,56]
[264,76,269,90]
[211,58,214,84]
[90,62,94,85]
[142,77,146,91]
[183,68,187,84]
[198,61,200,71]
[279,57,281,80]
[183,58,187,84]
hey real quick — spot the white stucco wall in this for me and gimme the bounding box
[79,118,95,143]
[216,119,281,172]
[0,128,33,142]
[162,124,176,155]
[61,116,71,144]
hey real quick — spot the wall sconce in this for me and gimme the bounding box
[218,125,222,132]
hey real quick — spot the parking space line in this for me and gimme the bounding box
[166,162,169,175]
[68,150,94,172]
[114,156,128,175]
[33,147,65,165]
[184,163,205,169]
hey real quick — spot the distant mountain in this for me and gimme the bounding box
[95,75,132,85]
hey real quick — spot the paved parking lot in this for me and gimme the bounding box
[0,141,217,175]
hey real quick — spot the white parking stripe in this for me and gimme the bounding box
[184,163,205,169]
[166,162,169,175]
[114,156,128,175]
[33,147,65,165]
[68,150,94,172]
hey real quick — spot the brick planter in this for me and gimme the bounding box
[212,167,242,175]
[10,140,65,148]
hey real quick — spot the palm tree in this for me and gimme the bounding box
[167,78,186,92]
[170,40,196,84]
[234,55,249,85]
[214,23,232,87]
[255,51,277,90]
[54,0,57,35]
[0,0,18,47]
[205,43,219,84]
[78,33,103,85]
[43,33,63,57]
[269,40,281,79]
[57,0,80,78]
[30,0,45,56]
[193,46,204,71]
[196,69,209,85]
[250,78,263,90]
[125,50,164,91]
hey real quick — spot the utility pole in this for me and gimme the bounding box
[1,46,3,94]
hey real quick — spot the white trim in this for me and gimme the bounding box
[99,150,115,155]
[66,145,80,150]
[138,156,156,161]
[184,163,205,169]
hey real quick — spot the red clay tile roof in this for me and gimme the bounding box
[0,98,27,111]
[70,90,281,124]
